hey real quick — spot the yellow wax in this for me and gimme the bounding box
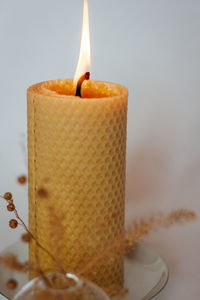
[27,79,128,290]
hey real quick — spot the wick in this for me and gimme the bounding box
[75,72,90,97]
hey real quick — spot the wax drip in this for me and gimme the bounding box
[75,72,90,97]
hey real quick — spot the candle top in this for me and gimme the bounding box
[27,79,128,101]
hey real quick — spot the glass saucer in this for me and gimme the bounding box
[0,241,168,300]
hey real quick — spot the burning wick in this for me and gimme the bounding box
[75,72,90,97]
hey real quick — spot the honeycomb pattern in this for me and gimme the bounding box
[27,79,128,290]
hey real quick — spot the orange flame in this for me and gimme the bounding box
[74,0,91,85]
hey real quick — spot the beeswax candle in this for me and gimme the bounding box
[28,79,128,289]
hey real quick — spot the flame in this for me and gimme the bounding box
[74,0,91,85]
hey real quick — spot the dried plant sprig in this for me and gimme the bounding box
[1,189,67,291]
[17,175,27,185]
[21,233,32,243]
[7,203,15,212]
[79,209,196,277]
[0,190,197,298]
[0,254,28,273]
[0,254,66,290]
[0,256,57,290]
[48,206,66,270]
[125,209,196,252]
[78,234,125,278]
[6,279,18,290]
[3,192,13,201]
[0,192,65,275]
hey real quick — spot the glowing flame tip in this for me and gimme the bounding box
[74,0,91,84]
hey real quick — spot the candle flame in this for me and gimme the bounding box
[74,0,91,85]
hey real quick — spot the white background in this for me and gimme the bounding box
[0,0,200,299]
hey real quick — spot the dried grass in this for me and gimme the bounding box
[0,191,197,298]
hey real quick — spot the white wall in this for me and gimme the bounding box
[0,0,200,298]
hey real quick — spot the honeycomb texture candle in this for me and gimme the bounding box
[27,79,128,290]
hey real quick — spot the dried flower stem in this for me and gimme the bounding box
[0,194,65,275]
[0,191,197,298]
[0,254,28,273]
[79,209,196,277]
[79,236,125,277]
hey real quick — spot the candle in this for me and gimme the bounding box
[28,0,128,291]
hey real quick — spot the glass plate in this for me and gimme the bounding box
[0,242,168,300]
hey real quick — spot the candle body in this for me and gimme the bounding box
[27,79,128,290]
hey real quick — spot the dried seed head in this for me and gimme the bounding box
[6,279,18,290]
[3,192,12,201]
[1,254,28,273]
[21,233,32,243]
[17,175,27,185]
[7,203,15,212]
[37,188,48,198]
[9,219,18,229]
